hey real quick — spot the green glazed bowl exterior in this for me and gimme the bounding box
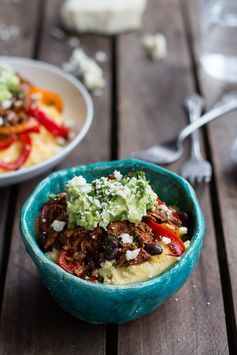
[20,159,205,324]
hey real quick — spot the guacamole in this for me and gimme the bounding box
[0,64,20,102]
[66,171,157,230]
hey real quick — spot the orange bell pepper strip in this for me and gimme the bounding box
[0,120,39,136]
[31,87,63,113]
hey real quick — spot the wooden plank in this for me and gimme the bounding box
[185,0,237,343]
[0,192,10,291]
[0,0,111,354]
[0,0,40,305]
[117,0,228,354]
[0,0,40,57]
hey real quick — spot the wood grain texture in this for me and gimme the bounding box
[0,0,40,305]
[0,0,40,57]
[117,0,228,354]
[0,191,10,283]
[0,0,111,354]
[185,0,237,331]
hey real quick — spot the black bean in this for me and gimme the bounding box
[99,252,105,259]
[179,211,189,224]
[105,247,119,260]
[145,244,163,255]
[111,239,119,247]
[87,257,96,270]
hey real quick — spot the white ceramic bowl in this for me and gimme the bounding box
[0,57,93,187]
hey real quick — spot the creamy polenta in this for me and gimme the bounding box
[94,241,190,285]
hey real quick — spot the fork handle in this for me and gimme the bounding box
[179,95,237,144]
[185,96,203,159]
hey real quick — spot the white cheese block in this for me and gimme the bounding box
[61,0,147,35]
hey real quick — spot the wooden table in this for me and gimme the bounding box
[0,0,236,354]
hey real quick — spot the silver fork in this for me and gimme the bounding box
[131,91,237,164]
[180,94,212,183]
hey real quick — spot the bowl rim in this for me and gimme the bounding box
[0,56,94,181]
[20,158,205,292]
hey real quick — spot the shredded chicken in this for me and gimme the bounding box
[37,193,186,281]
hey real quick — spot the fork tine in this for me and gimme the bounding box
[205,176,211,183]
[197,176,203,184]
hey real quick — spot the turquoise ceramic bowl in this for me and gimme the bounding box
[20,159,205,324]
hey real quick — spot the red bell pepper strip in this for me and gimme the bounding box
[24,125,40,134]
[0,133,31,171]
[0,126,39,151]
[0,135,18,150]
[147,220,186,257]
[86,277,98,283]
[157,198,164,205]
[27,105,69,138]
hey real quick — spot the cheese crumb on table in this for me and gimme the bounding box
[95,51,107,63]
[63,48,105,92]
[143,33,167,61]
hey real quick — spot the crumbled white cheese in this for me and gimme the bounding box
[161,236,171,245]
[46,248,59,263]
[0,116,4,126]
[63,48,105,91]
[56,137,67,146]
[166,224,175,230]
[68,36,80,48]
[31,92,43,101]
[95,51,107,63]
[179,227,188,235]
[93,89,103,97]
[50,26,65,40]
[185,240,190,248]
[0,23,19,42]
[113,170,122,180]
[159,204,172,215]
[1,99,12,109]
[126,248,140,261]
[61,0,147,35]
[120,233,134,244]
[67,175,87,187]
[143,33,167,61]
[51,220,66,232]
